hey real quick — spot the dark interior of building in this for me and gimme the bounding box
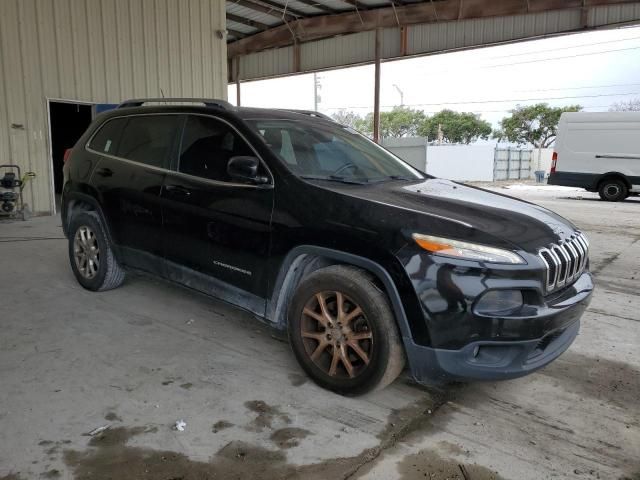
[49,101,93,194]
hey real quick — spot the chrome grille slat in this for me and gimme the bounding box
[576,235,588,270]
[566,241,579,279]
[573,238,585,274]
[538,232,589,294]
[554,245,569,287]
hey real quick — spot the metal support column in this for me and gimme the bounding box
[373,28,381,143]
[235,57,241,106]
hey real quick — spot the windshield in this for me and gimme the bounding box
[246,119,425,183]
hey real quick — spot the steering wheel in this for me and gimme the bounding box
[332,163,358,176]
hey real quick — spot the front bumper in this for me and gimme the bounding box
[405,272,593,383]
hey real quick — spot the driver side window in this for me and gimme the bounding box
[178,115,254,182]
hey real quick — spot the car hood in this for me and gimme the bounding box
[319,178,577,253]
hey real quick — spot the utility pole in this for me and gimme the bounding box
[373,28,381,143]
[313,73,322,111]
[393,84,404,106]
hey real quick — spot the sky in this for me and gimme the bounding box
[228,25,640,131]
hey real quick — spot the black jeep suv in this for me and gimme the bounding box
[62,98,594,395]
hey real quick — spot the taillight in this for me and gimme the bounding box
[63,148,73,163]
[550,151,557,173]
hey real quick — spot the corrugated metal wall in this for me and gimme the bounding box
[233,4,640,82]
[0,0,228,215]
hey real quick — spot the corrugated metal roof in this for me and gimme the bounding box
[226,3,283,25]
[230,1,640,82]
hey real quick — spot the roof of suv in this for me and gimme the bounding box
[110,98,336,125]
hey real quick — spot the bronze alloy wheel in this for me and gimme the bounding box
[300,291,373,379]
[73,225,100,279]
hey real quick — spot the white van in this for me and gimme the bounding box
[548,112,640,201]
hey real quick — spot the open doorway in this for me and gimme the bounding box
[48,101,93,198]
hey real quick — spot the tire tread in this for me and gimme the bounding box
[68,211,125,291]
[288,264,405,395]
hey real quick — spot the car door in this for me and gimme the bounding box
[160,114,274,315]
[88,113,181,273]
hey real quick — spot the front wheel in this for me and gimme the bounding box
[68,211,125,291]
[598,179,627,202]
[288,265,405,395]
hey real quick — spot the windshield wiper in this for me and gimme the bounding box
[385,175,419,181]
[300,175,369,185]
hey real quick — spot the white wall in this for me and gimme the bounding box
[426,145,495,181]
[383,139,496,181]
[382,137,428,171]
[531,148,554,177]
[0,0,228,214]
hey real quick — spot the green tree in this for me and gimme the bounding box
[330,110,364,129]
[610,98,640,111]
[493,103,582,148]
[417,110,492,144]
[356,106,426,138]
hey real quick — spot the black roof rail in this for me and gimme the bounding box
[117,98,234,110]
[280,109,335,122]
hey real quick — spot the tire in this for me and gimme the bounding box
[598,179,627,202]
[288,265,405,395]
[68,211,125,291]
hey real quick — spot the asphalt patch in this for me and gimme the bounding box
[244,400,291,431]
[87,426,151,447]
[398,450,504,480]
[104,412,122,422]
[620,472,640,480]
[270,427,312,449]
[212,420,234,433]
[61,394,450,480]
[63,427,361,480]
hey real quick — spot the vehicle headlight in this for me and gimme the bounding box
[412,233,525,264]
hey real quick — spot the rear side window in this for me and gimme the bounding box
[88,118,127,154]
[116,115,180,168]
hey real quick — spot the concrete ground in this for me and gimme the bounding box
[1,186,638,480]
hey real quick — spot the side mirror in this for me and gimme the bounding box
[227,156,269,184]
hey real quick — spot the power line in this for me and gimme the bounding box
[484,35,640,60]
[380,43,640,77]
[407,91,640,106]
[323,91,640,111]
[514,82,640,93]
[324,105,613,115]
[483,46,640,69]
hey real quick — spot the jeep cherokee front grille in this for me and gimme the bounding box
[538,232,589,293]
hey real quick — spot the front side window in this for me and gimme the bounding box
[116,115,180,168]
[178,115,255,182]
[248,119,424,184]
[88,118,127,154]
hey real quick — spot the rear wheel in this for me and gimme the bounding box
[68,211,125,291]
[598,179,627,202]
[288,265,405,395]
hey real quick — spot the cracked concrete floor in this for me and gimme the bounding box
[0,190,638,480]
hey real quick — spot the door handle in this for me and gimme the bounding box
[164,184,191,196]
[95,167,113,177]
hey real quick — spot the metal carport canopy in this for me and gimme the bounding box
[226,0,640,140]
[227,0,640,81]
